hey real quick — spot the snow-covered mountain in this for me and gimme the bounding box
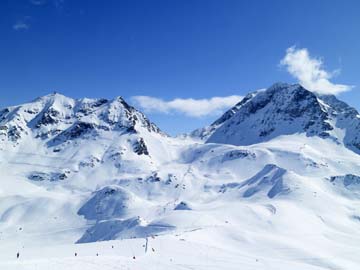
[0,92,163,151]
[1,86,360,270]
[201,83,360,154]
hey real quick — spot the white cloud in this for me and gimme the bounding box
[280,46,353,95]
[131,95,243,118]
[13,21,30,31]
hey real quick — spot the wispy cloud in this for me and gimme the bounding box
[29,0,47,5]
[131,95,243,118]
[29,0,64,9]
[280,46,353,95]
[13,21,30,31]
[18,1,64,31]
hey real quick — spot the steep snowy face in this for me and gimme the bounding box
[190,92,254,140]
[218,164,290,199]
[206,83,360,154]
[319,95,360,154]
[0,93,164,150]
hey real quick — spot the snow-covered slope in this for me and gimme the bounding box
[1,88,360,270]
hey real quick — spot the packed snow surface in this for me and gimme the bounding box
[1,84,360,269]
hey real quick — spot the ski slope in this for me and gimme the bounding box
[1,84,360,269]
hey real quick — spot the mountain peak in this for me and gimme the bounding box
[205,83,360,154]
[34,91,74,103]
[267,82,298,90]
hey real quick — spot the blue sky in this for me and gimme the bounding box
[1,0,359,135]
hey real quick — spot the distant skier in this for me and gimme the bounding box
[145,237,148,253]
[75,252,77,257]
[16,252,19,259]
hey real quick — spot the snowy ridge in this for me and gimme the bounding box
[218,164,290,198]
[0,93,164,150]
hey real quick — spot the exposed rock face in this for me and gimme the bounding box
[133,137,149,155]
[330,174,360,191]
[35,108,61,127]
[28,171,69,182]
[222,149,256,162]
